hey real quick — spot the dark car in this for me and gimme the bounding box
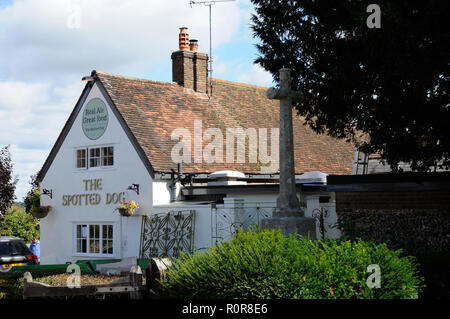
[0,236,38,272]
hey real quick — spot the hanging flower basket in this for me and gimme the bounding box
[118,208,135,217]
[31,205,52,219]
[117,201,139,217]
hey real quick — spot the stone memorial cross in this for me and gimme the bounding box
[267,68,304,216]
[261,68,316,238]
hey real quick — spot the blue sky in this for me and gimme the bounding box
[0,0,274,200]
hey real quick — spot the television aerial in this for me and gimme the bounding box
[189,0,236,96]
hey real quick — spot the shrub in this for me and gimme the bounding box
[0,206,40,243]
[162,229,424,299]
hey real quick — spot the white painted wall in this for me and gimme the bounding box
[226,191,308,206]
[150,204,213,250]
[40,83,153,264]
[152,180,172,205]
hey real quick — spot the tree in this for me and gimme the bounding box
[0,145,18,217]
[251,0,449,171]
[24,172,40,214]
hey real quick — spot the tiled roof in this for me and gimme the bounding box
[96,71,354,175]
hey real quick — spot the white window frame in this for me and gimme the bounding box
[75,148,87,169]
[89,147,102,168]
[73,223,115,258]
[74,145,115,171]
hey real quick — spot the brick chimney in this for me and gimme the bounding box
[171,27,208,94]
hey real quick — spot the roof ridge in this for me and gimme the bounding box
[212,78,270,90]
[95,70,174,86]
[95,70,270,90]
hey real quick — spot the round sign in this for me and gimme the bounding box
[82,98,109,140]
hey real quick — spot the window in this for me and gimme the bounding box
[76,149,87,168]
[102,225,114,255]
[76,224,88,253]
[75,224,113,256]
[0,240,30,257]
[89,148,101,168]
[102,147,114,166]
[75,146,114,169]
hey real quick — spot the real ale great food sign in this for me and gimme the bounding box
[82,98,108,140]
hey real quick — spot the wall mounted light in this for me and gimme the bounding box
[42,189,53,199]
[127,184,139,195]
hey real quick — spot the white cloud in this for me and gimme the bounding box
[0,0,246,82]
[237,64,274,87]
[0,0,256,200]
[0,80,83,200]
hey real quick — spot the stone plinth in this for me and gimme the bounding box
[261,210,316,238]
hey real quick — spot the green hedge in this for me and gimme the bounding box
[162,229,424,299]
[0,206,39,243]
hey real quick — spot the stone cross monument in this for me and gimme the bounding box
[261,68,316,238]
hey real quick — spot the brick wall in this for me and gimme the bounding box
[171,50,208,93]
[336,190,450,211]
[171,50,194,90]
[193,52,208,94]
[335,190,450,258]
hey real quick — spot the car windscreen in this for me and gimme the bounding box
[0,240,31,257]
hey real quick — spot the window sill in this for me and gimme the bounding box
[72,167,116,173]
[73,253,116,259]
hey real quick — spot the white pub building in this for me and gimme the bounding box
[36,28,354,265]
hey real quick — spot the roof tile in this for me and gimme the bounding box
[96,71,354,175]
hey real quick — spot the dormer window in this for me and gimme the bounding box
[75,146,114,169]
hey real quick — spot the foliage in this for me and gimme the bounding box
[24,173,40,214]
[0,277,24,299]
[337,209,450,299]
[250,0,450,171]
[162,229,424,299]
[0,205,40,243]
[24,189,41,214]
[0,145,18,217]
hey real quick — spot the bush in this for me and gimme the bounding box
[162,229,424,299]
[24,189,40,214]
[0,206,40,243]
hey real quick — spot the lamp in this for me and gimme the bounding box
[127,184,139,195]
[42,189,52,199]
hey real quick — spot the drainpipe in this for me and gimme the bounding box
[169,163,183,202]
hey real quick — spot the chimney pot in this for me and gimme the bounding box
[189,39,198,52]
[179,27,189,50]
[172,27,209,94]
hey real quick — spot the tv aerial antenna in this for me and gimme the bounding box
[189,0,236,96]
